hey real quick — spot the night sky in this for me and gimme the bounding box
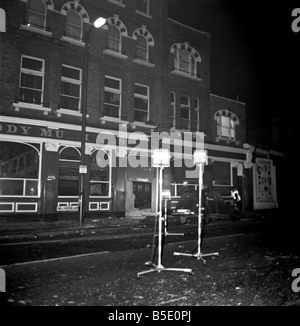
[168,0,299,142]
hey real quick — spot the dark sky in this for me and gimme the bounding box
[168,0,299,136]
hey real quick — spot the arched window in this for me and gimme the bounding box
[107,24,121,53]
[171,43,201,79]
[214,110,239,140]
[66,10,82,40]
[0,142,40,197]
[58,147,81,196]
[136,35,148,61]
[175,49,196,75]
[27,0,46,29]
[89,150,111,197]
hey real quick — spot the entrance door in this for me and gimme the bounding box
[133,182,151,209]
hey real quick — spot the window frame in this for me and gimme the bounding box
[26,0,46,30]
[58,146,81,198]
[134,83,150,123]
[136,0,150,16]
[179,94,190,130]
[89,150,112,199]
[170,92,176,128]
[104,75,122,118]
[107,24,122,53]
[0,141,41,198]
[195,98,200,131]
[175,49,196,76]
[212,161,233,187]
[60,64,82,112]
[19,55,45,105]
[65,9,83,41]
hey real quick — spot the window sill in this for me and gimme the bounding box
[169,126,191,133]
[171,69,202,81]
[57,108,89,118]
[13,102,51,115]
[130,121,157,129]
[133,58,155,68]
[100,116,129,125]
[20,24,53,37]
[107,0,126,7]
[135,10,152,19]
[60,36,85,48]
[103,49,128,60]
[215,136,241,145]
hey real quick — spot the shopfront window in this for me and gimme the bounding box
[58,147,80,197]
[89,150,111,197]
[212,161,232,186]
[0,142,40,197]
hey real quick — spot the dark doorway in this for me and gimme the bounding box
[133,182,152,209]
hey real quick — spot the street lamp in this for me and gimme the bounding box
[79,17,106,226]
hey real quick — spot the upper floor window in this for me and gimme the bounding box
[214,110,239,141]
[60,65,82,112]
[171,43,201,80]
[104,76,122,118]
[132,27,154,66]
[66,10,82,40]
[136,0,150,15]
[134,83,149,122]
[180,95,190,130]
[107,24,121,53]
[195,98,200,131]
[107,0,125,7]
[19,55,44,105]
[170,92,176,128]
[26,0,46,29]
[136,35,148,61]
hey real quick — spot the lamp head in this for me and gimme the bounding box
[93,17,106,28]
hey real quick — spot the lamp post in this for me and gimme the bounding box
[79,17,106,226]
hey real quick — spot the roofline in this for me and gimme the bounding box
[168,18,211,37]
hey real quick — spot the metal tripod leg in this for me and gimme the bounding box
[137,166,193,279]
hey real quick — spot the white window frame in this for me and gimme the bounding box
[89,150,112,199]
[175,49,196,77]
[0,141,42,198]
[136,0,150,16]
[107,0,126,8]
[170,92,176,128]
[60,64,82,113]
[195,98,200,131]
[104,76,122,118]
[58,146,81,199]
[19,55,45,105]
[180,94,190,130]
[134,83,150,123]
[217,116,236,140]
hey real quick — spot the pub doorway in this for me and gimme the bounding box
[133,181,152,209]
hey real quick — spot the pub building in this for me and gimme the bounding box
[0,0,281,222]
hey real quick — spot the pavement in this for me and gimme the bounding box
[0,210,265,243]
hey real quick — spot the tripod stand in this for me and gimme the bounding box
[137,162,193,278]
[173,158,219,265]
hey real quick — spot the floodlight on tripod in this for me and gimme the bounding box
[137,149,192,278]
[173,149,219,265]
